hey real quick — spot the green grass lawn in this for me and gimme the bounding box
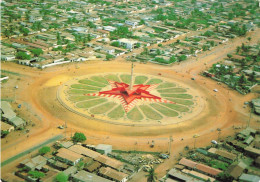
[139,105,163,120]
[127,106,144,121]
[161,93,193,99]
[67,89,97,94]
[134,76,148,84]
[156,82,176,89]
[76,98,107,109]
[120,74,131,84]
[150,103,179,117]
[157,88,187,93]
[160,103,189,112]
[90,76,109,84]
[107,105,125,119]
[68,95,98,102]
[71,84,102,90]
[78,79,106,87]
[90,102,117,114]
[104,74,121,82]
[166,98,194,106]
[146,78,163,85]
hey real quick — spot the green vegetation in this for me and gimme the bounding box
[30,48,43,57]
[120,74,131,84]
[67,89,96,94]
[150,103,178,117]
[157,82,176,89]
[38,146,51,155]
[78,79,106,87]
[161,103,189,112]
[139,105,163,120]
[107,105,125,119]
[127,106,144,121]
[55,172,68,182]
[16,52,31,60]
[146,79,163,84]
[166,98,194,106]
[104,74,121,82]
[157,88,187,93]
[161,93,193,99]
[134,76,148,84]
[71,132,86,143]
[76,98,107,109]
[90,102,117,114]
[28,171,45,179]
[68,95,98,102]
[71,84,102,90]
[90,76,108,84]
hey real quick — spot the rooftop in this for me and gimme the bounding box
[56,148,83,162]
[72,170,112,182]
[68,145,101,159]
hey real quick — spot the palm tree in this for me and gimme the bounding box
[146,168,157,182]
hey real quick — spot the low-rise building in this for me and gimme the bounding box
[63,166,78,177]
[226,161,246,179]
[118,38,138,49]
[72,170,112,182]
[208,148,237,162]
[239,173,260,182]
[1,121,14,132]
[9,116,26,129]
[56,148,83,166]
[95,155,124,171]
[99,167,128,182]
[95,144,112,155]
[20,155,47,171]
[68,145,101,159]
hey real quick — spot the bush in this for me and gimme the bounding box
[71,132,86,143]
[28,171,45,179]
[55,172,68,182]
[39,146,51,155]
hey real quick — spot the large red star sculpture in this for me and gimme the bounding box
[86,80,175,112]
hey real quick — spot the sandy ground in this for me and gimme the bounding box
[1,28,260,181]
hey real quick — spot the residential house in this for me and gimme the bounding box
[56,148,83,166]
[63,166,78,177]
[118,38,138,49]
[72,170,112,182]
[95,144,112,155]
[9,116,26,129]
[239,173,260,182]
[179,158,222,177]
[1,121,14,132]
[20,155,47,171]
[95,155,124,171]
[166,168,201,182]
[1,101,16,121]
[244,146,260,158]
[99,167,128,182]
[182,169,215,182]
[85,161,101,173]
[68,145,101,159]
[208,148,237,162]
[226,161,247,179]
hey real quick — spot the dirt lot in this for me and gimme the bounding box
[1,28,260,181]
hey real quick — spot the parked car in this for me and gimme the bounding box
[159,154,169,159]
[213,89,218,92]
[211,140,218,144]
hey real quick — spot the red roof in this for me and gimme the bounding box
[179,158,222,176]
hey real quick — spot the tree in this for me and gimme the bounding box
[178,55,187,61]
[106,54,115,60]
[170,56,176,63]
[55,172,68,182]
[16,52,31,60]
[1,130,9,138]
[227,54,233,59]
[216,172,234,182]
[38,146,51,155]
[111,41,120,47]
[19,26,30,36]
[239,74,247,85]
[146,168,157,182]
[247,37,251,41]
[28,171,45,179]
[236,46,241,54]
[71,132,86,143]
[31,48,43,57]
[248,71,257,82]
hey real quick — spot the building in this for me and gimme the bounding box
[226,161,246,179]
[1,121,14,132]
[68,145,101,159]
[72,170,112,182]
[118,38,138,49]
[85,161,101,173]
[56,148,83,166]
[20,155,47,171]
[99,167,128,182]
[167,168,202,182]
[208,148,237,162]
[1,101,16,121]
[63,166,78,177]
[239,173,260,182]
[95,155,124,171]
[9,116,26,129]
[179,158,222,177]
[244,146,260,158]
[95,144,112,155]
[182,169,215,182]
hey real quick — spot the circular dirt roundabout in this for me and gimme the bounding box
[58,73,204,126]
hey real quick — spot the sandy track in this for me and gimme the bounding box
[1,28,260,180]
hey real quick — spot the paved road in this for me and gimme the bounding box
[1,134,63,167]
